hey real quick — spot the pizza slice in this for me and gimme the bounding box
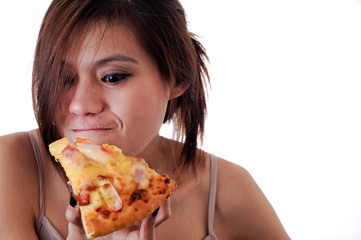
[49,137,177,239]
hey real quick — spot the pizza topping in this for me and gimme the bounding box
[97,175,108,181]
[100,210,110,218]
[133,166,145,184]
[75,137,94,144]
[61,146,87,167]
[76,141,110,163]
[132,162,150,188]
[78,180,95,206]
[133,157,145,163]
[62,145,76,158]
[129,189,149,205]
[112,176,125,192]
[98,179,123,211]
[79,192,91,206]
[101,146,113,155]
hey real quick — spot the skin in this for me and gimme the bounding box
[55,23,176,157]
[0,22,290,240]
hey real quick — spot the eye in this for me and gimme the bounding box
[61,75,75,86]
[101,73,132,85]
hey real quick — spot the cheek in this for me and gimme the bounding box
[110,87,169,152]
[115,89,168,127]
[108,93,165,155]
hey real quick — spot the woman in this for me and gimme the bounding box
[0,0,290,239]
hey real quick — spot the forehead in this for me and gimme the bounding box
[63,22,146,65]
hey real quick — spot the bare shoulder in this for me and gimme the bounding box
[0,132,39,239]
[214,157,290,240]
[0,131,32,153]
[0,131,38,172]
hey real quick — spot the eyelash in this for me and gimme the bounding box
[101,73,132,85]
[60,72,132,87]
[61,75,75,86]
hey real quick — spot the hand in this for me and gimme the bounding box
[65,197,171,240]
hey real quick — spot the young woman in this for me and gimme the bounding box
[0,0,290,239]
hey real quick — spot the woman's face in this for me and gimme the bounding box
[54,23,172,156]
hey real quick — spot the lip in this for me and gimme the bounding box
[70,128,114,140]
[72,128,112,132]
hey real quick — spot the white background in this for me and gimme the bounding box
[1,1,361,239]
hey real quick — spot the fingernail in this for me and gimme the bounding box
[70,195,77,207]
[152,207,160,217]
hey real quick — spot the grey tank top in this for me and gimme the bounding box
[28,131,218,240]
[28,131,64,240]
[203,154,218,240]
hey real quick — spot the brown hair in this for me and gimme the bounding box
[32,0,210,173]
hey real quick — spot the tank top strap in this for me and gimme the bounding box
[206,154,218,240]
[27,131,45,229]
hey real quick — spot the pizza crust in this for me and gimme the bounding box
[82,185,175,238]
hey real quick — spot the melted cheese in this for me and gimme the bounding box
[49,137,154,208]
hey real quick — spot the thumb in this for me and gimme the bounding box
[139,208,159,240]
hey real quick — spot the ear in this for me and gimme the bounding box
[169,83,189,100]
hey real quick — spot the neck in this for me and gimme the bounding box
[139,135,173,171]
[138,135,186,181]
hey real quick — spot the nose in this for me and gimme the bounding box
[69,80,105,116]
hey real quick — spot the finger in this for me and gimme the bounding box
[65,204,82,225]
[66,205,86,240]
[67,222,87,240]
[109,222,141,238]
[154,197,171,227]
[65,197,86,240]
[139,209,158,240]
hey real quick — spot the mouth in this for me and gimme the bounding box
[69,128,115,141]
[73,128,111,131]
[72,128,112,133]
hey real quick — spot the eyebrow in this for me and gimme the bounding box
[95,54,139,66]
